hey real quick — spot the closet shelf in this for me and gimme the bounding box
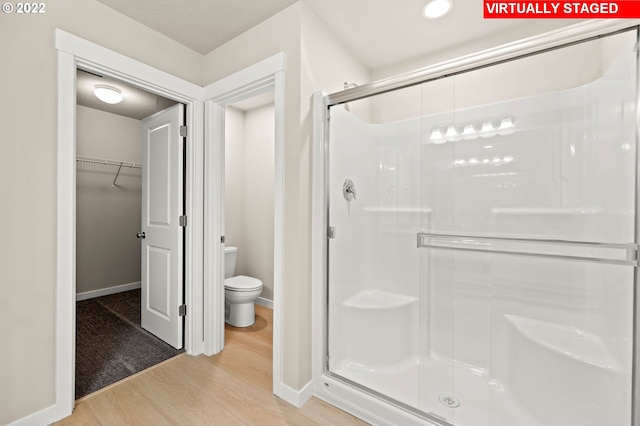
[76,155,141,186]
[76,155,141,169]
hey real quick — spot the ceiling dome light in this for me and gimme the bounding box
[94,85,123,104]
[423,0,453,19]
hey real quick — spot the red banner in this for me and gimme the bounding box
[484,1,640,18]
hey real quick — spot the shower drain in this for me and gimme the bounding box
[438,394,461,408]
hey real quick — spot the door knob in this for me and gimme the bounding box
[137,232,146,239]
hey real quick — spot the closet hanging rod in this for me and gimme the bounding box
[76,155,141,169]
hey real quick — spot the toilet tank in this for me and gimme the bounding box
[224,246,238,278]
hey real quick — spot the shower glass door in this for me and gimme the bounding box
[326,29,638,426]
[327,83,426,408]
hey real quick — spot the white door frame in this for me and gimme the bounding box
[202,53,286,398]
[55,29,205,420]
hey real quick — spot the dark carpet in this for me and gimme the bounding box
[75,289,183,399]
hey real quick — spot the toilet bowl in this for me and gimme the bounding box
[224,246,263,327]
[225,276,263,327]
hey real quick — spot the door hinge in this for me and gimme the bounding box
[328,226,336,239]
[179,126,188,137]
[179,304,187,317]
[179,215,187,227]
[221,236,226,244]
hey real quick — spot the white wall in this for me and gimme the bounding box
[224,107,246,257]
[241,104,276,300]
[0,1,202,423]
[225,104,276,301]
[76,106,142,295]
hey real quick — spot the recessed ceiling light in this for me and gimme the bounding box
[94,85,123,104]
[423,0,453,19]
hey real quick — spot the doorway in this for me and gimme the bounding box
[223,91,275,311]
[74,70,186,398]
[56,31,205,418]
[203,55,286,398]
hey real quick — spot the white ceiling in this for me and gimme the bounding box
[230,90,275,111]
[97,0,582,70]
[96,0,298,55]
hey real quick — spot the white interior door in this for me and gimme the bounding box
[140,103,184,349]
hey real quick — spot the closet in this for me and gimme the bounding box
[74,70,181,399]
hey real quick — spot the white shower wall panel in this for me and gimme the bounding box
[328,107,377,298]
[422,87,634,241]
[328,107,378,366]
[329,107,422,301]
[374,120,422,298]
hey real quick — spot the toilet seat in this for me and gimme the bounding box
[225,275,262,292]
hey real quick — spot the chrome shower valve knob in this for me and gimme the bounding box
[343,179,356,201]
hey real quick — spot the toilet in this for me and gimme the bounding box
[224,246,263,327]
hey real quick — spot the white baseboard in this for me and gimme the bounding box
[6,403,67,426]
[279,380,314,408]
[76,281,141,301]
[255,296,274,309]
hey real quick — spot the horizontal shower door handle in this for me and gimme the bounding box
[417,232,638,266]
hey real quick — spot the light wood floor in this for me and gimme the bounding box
[55,305,367,425]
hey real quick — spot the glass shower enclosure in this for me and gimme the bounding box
[320,27,639,426]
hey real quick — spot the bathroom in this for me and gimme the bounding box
[223,91,276,327]
[8,2,640,425]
